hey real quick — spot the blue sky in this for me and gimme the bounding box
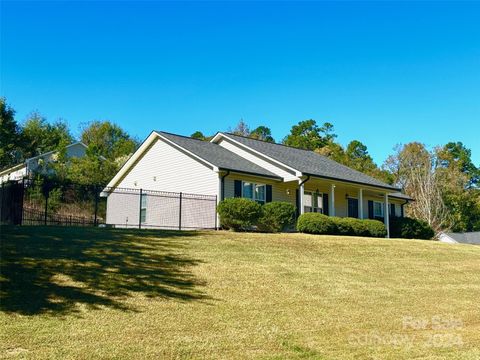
[1,1,479,166]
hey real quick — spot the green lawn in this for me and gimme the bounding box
[1,226,479,359]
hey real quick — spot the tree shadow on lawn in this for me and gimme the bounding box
[0,226,209,316]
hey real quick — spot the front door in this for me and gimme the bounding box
[347,198,359,218]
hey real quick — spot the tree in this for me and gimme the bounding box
[191,131,206,141]
[64,146,118,186]
[282,120,336,150]
[22,112,73,158]
[0,98,24,168]
[229,119,250,137]
[250,126,275,143]
[315,141,346,163]
[385,143,449,233]
[80,121,138,161]
[437,142,479,188]
[435,142,480,231]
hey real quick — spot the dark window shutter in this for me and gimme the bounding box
[368,200,374,219]
[234,180,242,197]
[266,185,272,203]
[323,194,329,216]
[390,204,395,217]
[295,189,300,218]
[401,204,404,218]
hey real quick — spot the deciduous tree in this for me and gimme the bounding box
[0,98,24,168]
[22,112,73,158]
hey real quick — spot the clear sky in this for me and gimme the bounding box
[1,1,479,166]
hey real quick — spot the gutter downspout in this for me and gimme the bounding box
[220,170,230,201]
[401,200,409,218]
[297,175,310,218]
[299,175,310,188]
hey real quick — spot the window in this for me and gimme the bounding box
[373,201,384,218]
[242,182,266,204]
[304,191,323,213]
[140,193,147,223]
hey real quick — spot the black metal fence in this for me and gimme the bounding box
[0,179,218,230]
[102,187,217,230]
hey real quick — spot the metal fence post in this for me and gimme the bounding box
[0,182,4,224]
[44,188,49,226]
[138,188,143,229]
[179,192,182,231]
[94,185,99,227]
[214,195,218,230]
[20,177,25,226]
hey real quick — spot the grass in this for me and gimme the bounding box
[1,226,479,359]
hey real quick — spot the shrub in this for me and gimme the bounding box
[296,213,336,234]
[297,214,387,238]
[363,219,388,238]
[257,202,296,233]
[217,198,262,231]
[390,217,434,240]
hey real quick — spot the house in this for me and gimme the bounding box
[104,131,412,236]
[0,142,88,184]
[438,232,480,245]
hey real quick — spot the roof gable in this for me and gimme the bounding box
[156,132,280,179]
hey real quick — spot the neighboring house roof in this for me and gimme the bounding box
[156,131,281,179]
[25,141,88,163]
[440,232,480,245]
[215,133,400,191]
[0,163,26,177]
[0,142,88,176]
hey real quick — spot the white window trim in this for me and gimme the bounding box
[241,181,266,204]
[304,191,323,213]
[373,201,384,218]
[140,193,147,223]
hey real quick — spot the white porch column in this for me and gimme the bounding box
[299,180,305,215]
[384,193,390,238]
[329,184,335,216]
[358,189,364,219]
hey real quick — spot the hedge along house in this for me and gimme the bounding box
[103,131,412,236]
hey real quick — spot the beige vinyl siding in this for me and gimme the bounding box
[113,137,218,195]
[106,191,141,228]
[106,137,219,229]
[304,183,349,217]
[224,174,297,205]
[217,138,298,181]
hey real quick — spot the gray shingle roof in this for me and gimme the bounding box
[389,192,414,201]
[444,232,480,245]
[222,133,400,191]
[156,131,281,179]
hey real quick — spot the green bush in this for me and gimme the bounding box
[363,219,388,238]
[296,213,336,234]
[390,217,434,240]
[217,198,262,231]
[297,213,387,238]
[257,202,296,233]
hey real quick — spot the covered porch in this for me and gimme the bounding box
[295,176,403,238]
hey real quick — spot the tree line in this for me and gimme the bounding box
[1,98,479,233]
[0,98,139,186]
